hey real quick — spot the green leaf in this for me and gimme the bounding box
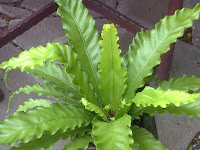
[55,0,102,104]
[132,125,168,150]
[123,4,200,101]
[159,75,200,92]
[115,99,131,119]
[4,42,98,106]
[92,114,133,150]
[58,44,99,105]
[10,131,68,150]
[4,67,12,90]
[81,98,108,122]
[17,98,53,112]
[25,62,78,93]
[63,134,92,150]
[0,43,64,70]
[0,103,94,146]
[43,43,99,105]
[8,83,82,111]
[133,86,199,108]
[131,142,140,150]
[99,24,126,110]
[11,127,89,150]
[130,96,200,119]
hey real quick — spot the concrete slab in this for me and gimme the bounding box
[116,27,135,56]
[0,18,7,28]
[99,0,117,9]
[0,4,32,19]
[88,9,104,19]
[13,17,65,50]
[95,18,111,33]
[21,0,53,12]
[116,0,169,29]
[155,40,200,150]
[170,40,200,78]
[156,113,200,150]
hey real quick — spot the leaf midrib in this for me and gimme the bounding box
[109,30,114,108]
[63,1,101,98]
[125,28,179,99]
[2,115,90,143]
[33,67,78,93]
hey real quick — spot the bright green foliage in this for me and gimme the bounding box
[26,62,78,92]
[123,4,200,101]
[17,98,53,112]
[0,103,93,146]
[63,134,92,150]
[0,44,58,70]
[0,0,200,149]
[10,131,69,150]
[99,24,126,110]
[55,0,102,105]
[8,83,82,110]
[4,67,11,90]
[130,97,200,119]
[81,98,108,122]
[10,127,89,150]
[92,114,133,150]
[159,75,200,92]
[131,142,140,150]
[133,86,200,107]
[132,125,167,150]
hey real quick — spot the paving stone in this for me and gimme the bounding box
[0,0,20,3]
[155,40,200,150]
[116,0,169,29]
[170,40,200,78]
[13,17,65,50]
[21,0,53,11]
[99,0,117,9]
[117,27,135,55]
[8,19,23,29]
[0,43,42,120]
[87,0,117,19]
[88,9,104,19]
[156,113,200,150]
[184,0,200,47]
[95,18,111,33]
[0,4,32,19]
[0,18,7,28]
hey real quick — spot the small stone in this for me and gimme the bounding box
[0,4,32,19]
[0,0,20,3]
[21,0,53,12]
[0,18,7,28]
[9,19,23,29]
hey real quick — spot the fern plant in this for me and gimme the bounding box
[0,0,200,149]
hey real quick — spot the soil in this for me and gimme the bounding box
[0,89,2,101]
[179,28,193,44]
[188,131,200,150]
